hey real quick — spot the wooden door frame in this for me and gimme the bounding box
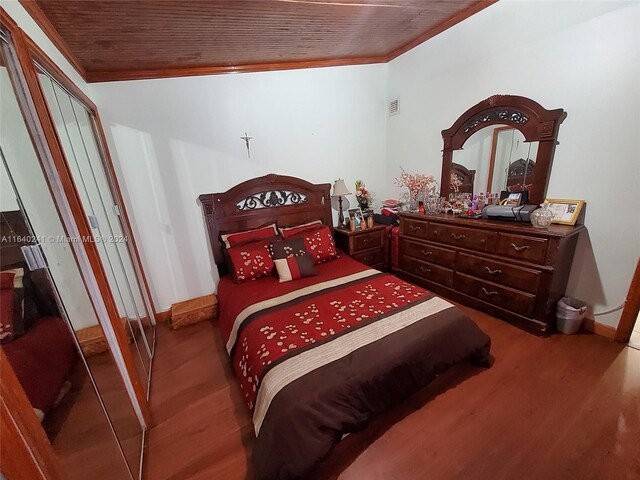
[25,34,159,324]
[0,8,151,426]
[615,258,640,343]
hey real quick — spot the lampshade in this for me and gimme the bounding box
[332,179,351,197]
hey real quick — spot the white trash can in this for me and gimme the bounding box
[556,297,588,334]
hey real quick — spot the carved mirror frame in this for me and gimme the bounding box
[440,95,566,205]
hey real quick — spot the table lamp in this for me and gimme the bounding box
[332,179,351,229]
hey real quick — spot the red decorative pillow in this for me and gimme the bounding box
[291,225,338,264]
[274,254,317,283]
[226,240,275,283]
[1,269,26,344]
[279,220,323,239]
[220,223,278,249]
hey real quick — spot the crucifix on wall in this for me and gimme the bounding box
[240,132,253,158]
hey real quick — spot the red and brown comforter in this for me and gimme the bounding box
[218,255,491,480]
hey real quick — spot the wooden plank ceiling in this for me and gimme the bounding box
[25,0,495,82]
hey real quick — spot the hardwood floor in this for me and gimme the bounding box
[42,352,142,480]
[146,308,640,480]
[47,352,143,480]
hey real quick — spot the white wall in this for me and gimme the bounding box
[90,65,388,310]
[387,0,640,327]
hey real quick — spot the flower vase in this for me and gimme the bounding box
[408,191,419,212]
[531,203,554,229]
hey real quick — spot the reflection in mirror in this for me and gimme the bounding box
[36,69,155,395]
[1,37,140,479]
[451,124,539,196]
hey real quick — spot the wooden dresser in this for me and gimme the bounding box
[397,212,585,333]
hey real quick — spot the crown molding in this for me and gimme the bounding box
[18,0,86,80]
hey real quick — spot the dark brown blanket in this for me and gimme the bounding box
[252,304,490,480]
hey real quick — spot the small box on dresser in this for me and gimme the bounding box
[397,212,585,333]
[334,224,388,270]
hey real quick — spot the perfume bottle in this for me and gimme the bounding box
[478,193,486,210]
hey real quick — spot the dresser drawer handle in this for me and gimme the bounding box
[480,287,499,297]
[451,233,466,240]
[420,249,433,256]
[363,256,372,262]
[484,266,503,275]
[409,225,422,232]
[419,266,431,274]
[510,243,530,252]
[362,238,371,243]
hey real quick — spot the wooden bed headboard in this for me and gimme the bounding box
[199,174,333,275]
[450,162,476,195]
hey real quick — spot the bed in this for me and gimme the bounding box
[200,174,491,480]
[1,210,78,422]
[450,162,476,194]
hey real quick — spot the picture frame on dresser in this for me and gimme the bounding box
[348,208,364,230]
[544,199,585,226]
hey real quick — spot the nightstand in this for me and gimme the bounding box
[334,224,388,270]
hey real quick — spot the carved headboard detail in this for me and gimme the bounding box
[199,174,332,275]
[450,162,476,195]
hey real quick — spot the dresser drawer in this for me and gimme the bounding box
[399,257,453,288]
[497,233,548,264]
[455,273,536,317]
[353,229,384,253]
[400,238,456,268]
[428,223,497,253]
[456,252,541,294]
[401,218,429,240]
[352,248,385,268]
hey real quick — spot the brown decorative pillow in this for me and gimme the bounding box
[274,254,317,283]
[269,238,307,260]
[226,240,275,283]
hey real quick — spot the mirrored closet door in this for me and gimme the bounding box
[0,29,141,479]
[34,64,155,394]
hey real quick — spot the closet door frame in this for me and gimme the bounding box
[0,9,151,426]
[27,38,159,328]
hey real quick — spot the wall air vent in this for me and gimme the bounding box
[389,98,399,116]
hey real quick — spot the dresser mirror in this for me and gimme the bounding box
[451,125,539,195]
[441,95,566,205]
